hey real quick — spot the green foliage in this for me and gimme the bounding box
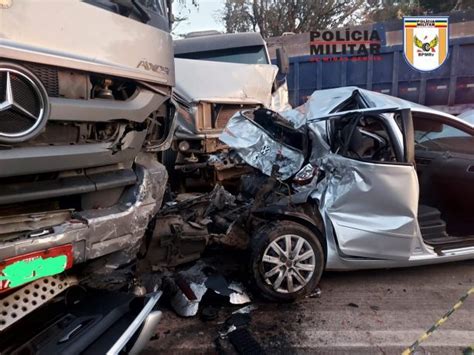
[365,0,474,22]
[218,0,474,36]
[219,0,367,37]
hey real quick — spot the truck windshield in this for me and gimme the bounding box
[85,0,169,31]
[175,45,269,65]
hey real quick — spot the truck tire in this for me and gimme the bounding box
[249,221,324,302]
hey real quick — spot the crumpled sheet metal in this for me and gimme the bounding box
[308,120,331,163]
[279,86,413,128]
[270,81,292,112]
[220,86,418,181]
[315,153,419,260]
[174,58,278,107]
[220,113,305,180]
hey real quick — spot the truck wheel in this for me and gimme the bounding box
[249,221,324,302]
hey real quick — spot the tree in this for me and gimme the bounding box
[364,0,474,23]
[170,0,200,36]
[219,0,367,38]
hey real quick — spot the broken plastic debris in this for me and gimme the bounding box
[232,304,258,314]
[205,274,232,296]
[308,287,322,299]
[229,292,251,305]
[228,282,251,305]
[170,281,207,317]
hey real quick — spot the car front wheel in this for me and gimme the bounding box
[249,221,324,302]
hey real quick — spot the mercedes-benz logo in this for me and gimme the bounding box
[0,65,48,143]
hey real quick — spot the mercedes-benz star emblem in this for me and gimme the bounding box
[0,71,40,120]
[0,66,47,142]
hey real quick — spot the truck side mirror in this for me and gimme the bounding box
[275,47,289,75]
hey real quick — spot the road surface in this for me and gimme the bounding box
[144,259,474,354]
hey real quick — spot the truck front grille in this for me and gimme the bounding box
[23,62,59,97]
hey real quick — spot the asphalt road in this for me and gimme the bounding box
[144,259,474,354]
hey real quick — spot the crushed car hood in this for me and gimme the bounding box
[174,58,278,106]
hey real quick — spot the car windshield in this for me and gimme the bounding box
[414,118,473,153]
[175,45,269,65]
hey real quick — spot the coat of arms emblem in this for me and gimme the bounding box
[404,17,449,71]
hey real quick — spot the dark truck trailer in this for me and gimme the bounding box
[284,35,474,115]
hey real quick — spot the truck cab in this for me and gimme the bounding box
[0,0,175,352]
[167,31,289,191]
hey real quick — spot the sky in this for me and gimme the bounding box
[173,0,226,36]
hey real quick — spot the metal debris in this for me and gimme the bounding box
[220,110,305,180]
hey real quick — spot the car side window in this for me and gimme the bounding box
[332,114,398,163]
[413,116,473,153]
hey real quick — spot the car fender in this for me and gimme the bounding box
[251,205,327,260]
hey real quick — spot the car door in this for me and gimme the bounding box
[320,109,420,260]
[413,112,474,236]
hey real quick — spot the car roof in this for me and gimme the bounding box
[280,87,474,130]
[326,87,473,128]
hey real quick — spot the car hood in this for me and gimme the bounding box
[174,58,278,107]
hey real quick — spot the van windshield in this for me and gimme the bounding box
[175,45,269,65]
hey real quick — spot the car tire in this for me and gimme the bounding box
[249,221,324,302]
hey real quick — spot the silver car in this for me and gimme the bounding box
[221,87,474,301]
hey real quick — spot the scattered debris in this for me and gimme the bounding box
[170,281,207,317]
[308,287,322,299]
[219,309,265,354]
[206,274,232,297]
[233,304,258,314]
[168,260,253,318]
[347,302,359,308]
[229,282,252,305]
[169,263,208,317]
[200,305,220,321]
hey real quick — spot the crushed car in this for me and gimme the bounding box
[150,86,474,302]
[0,0,176,353]
[220,86,474,300]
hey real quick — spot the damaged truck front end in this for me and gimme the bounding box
[1,0,176,352]
[165,32,290,190]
